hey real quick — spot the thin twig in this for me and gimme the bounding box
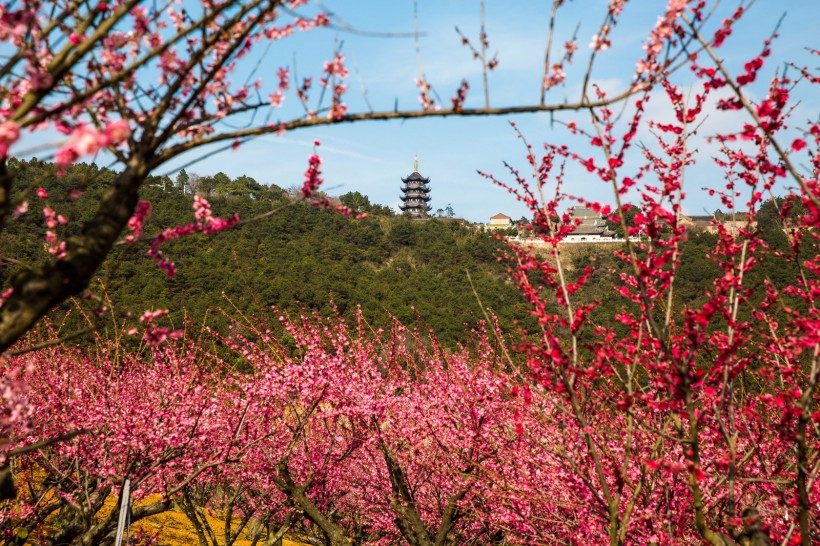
[479,0,489,109]
[6,327,96,356]
[350,53,373,113]
[315,2,420,39]
[540,1,561,105]
[465,269,515,368]
[6,429,87,457]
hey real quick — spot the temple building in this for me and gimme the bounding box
[399,157,431,217]
[564,206,614,242]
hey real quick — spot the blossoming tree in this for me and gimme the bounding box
[480,6,820,543]
[3,1,820,545]
[0,0,732,506]
[0,0,722,353]
[0,0,711,508]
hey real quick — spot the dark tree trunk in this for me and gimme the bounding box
[0,161,147,352]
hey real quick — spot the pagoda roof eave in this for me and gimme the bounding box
[401,173,430,183]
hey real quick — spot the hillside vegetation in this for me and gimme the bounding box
[1,159,529,346]
[2,159,807,350]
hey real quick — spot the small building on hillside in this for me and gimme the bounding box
[680,214,755,235]
[680,215,713,232]
[486,213,513,230]
[719,219,753,235]
[399,157,432,217]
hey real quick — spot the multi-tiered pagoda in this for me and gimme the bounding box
[399,157,431,217]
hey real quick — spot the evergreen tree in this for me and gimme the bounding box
[175,169,189,192]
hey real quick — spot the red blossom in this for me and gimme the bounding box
[301,153,323,199]
[0,121,19,157]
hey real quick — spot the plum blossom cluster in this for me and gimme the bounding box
[309,197,367,220]
[415,78,438,111]
[124,200,152,243]
[295,76,314,118]
[36,187,69,258]
[321,54,349,120]
[41,207,68,258]
[634,0,696,76]
[456,25,499,70]
[127,309,182,347]
[268,67,290,107]
[589,31,611,52]
[450,79,470,111]
[301,141,323,198]
[0,360,31,462]
[54,120,130,168]
[544,64,566,89]
[146,196,239,277]
[262,12,330,40]
[0,6,36,43]
[0,121,19,158]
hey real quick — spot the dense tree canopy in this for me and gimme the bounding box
[0,158,528,347]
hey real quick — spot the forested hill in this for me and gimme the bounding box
[3,159,808,349]
[1,158,528,345]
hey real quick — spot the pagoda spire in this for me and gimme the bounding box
[399,158,431,217]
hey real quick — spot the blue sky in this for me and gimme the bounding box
[198,0,815,222]
[20,1,820,222]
